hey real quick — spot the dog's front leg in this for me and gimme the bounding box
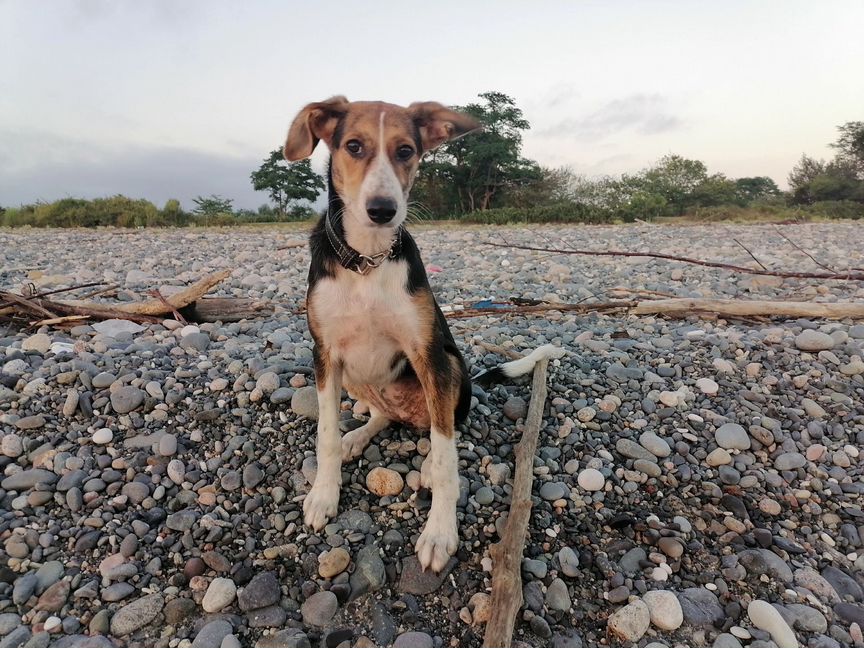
[303,348,343,530]
[411,353,461,573]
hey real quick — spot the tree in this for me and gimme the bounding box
[788,155,827,204]
[734,177,780,204]
[413,91,539,214]
[193,195,233,216]
[831,121,864,178]
[251,151,325,215]
[641,155,708,215]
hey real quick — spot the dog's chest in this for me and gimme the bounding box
[310,261,420,385]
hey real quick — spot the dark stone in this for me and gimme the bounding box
[397,556,458,595]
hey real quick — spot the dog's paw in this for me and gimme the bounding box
[303,483,339,530]
[415,515,458,573]
[341,429,370,462]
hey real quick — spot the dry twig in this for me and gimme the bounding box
[483,358,549,648]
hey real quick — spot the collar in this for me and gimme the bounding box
[324,211,403,275]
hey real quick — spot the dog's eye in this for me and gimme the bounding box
[396,144,415,161]
[345,140,363,155]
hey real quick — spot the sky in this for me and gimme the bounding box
[2,0,863,210]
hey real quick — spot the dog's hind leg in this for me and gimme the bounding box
[342,408,390,461]
[303,347,343,531]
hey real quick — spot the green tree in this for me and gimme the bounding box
[641,155,708,215]
[251,152,325,215]
[193,195,233,216]
[413,91,538,214]
[831,121,864,178]
[734,177,780,204]
[788,154,826,204]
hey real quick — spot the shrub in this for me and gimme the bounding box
[457,202,613,224]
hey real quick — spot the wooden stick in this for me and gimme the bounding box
[59,269,231,315]
[475,340,524,361]
[631,298,864,319]
[30,315,90,327]
[483,358,549,648]
[178,297,275,322]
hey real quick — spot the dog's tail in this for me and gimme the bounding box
[473,344,566,386]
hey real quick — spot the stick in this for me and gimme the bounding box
[474,340,524,361]
[30,315,90,327]
[59,269,231,315]
[178,297,274,323]
[483,358,549,648]
[482,241,864,281]
[732,238,768,271]
[631,298,864,319]
[148,289,187,325]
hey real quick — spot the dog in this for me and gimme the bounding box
[284,97,561,571]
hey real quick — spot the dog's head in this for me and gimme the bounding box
[284,97,479,236]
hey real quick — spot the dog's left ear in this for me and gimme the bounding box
[284,96,349,161]
[408,102,481,152]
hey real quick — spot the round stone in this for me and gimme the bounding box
[715,423,751,450]
[695,377,719,395]
[795,330,834,351]
[643,590,683,630]
[92,428,113,445]
[319,548,351,579]
[300,591,338,627]
[608,599,650,642]
[366,467,404,497]
[202,578,236,613]
[577,468,605,491]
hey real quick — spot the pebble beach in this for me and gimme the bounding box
[1,222,864,648]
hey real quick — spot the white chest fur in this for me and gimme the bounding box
[309,260,420,386]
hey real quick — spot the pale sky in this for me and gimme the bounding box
[2,1,863,209]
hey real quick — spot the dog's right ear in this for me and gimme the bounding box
[284,96,349,161]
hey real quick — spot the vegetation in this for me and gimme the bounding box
[1,94,861,227]
[251,153,325,216]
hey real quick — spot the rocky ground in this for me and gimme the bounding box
[1,222,863,648]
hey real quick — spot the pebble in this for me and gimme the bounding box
[366,467,404,496]
[715,423,751,450]
[748,600,797,648]
[319,548,351,578]
[91,428,113,445]
[643,590,684,630]
[110,593,164,636]
[608,599,650,642]
[558,546,580,577]
[577,468,605,491]
[202,577,237,613]
[300,591,338,627]
[795,329,835,351]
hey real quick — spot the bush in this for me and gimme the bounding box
[457,202,613,224]
[802,200,864,220]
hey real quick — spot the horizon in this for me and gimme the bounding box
[2,0,863,210]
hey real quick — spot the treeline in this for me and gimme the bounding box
[0,195,315,229]
[1,92,861,227]
[413,92,863,223]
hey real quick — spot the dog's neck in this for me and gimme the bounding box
[325,164,401,260]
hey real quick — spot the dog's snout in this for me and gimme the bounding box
[366,197,397,224]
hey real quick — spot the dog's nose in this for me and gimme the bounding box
[366,197,397,224]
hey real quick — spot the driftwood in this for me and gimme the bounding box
[631,298,864,319]
[483,357,549,648]
[59,269,232,316]
[445,297,864,321]
[0,269,276,327]
[179,297,275,322]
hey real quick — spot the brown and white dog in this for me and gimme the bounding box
[284,97,561,572]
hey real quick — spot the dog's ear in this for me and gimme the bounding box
[408,102,481,152]
[284,96,349,161]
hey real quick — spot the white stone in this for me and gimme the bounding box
[202,577,236,613]
[92,428,113,445]
[577,468,605,491]
[748,600,797,648]
[91,319,145,337]
[695,377,719,395]
[643,590,683,630]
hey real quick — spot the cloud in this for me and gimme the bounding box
[538,94,684,141]
[0,130,273,210]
